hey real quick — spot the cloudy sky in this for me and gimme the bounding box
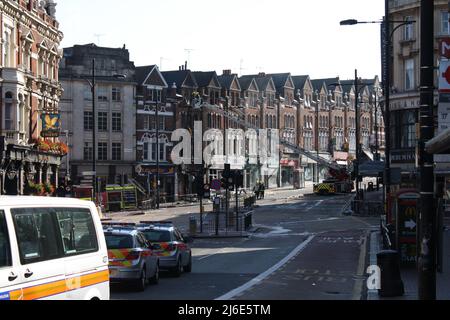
[57,0,385,80]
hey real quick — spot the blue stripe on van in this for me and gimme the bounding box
[0,292,11,300]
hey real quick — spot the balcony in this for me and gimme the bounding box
[1,68,25,84]
[2,130,27,145]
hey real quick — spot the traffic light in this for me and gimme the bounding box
[221,164,232,189]
[234,171,244,188]
[195,176,204,197]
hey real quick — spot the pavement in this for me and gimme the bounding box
[368,226,450,300]
[361,186,450,300]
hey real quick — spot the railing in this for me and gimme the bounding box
[196,211,253,236]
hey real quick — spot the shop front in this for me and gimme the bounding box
[0,139,65,196]
[280,158,300,188]
[135,164,176,203]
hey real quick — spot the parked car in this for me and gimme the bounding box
[103,224,159,291]
[0,196,109,300]
[137,221,193,277]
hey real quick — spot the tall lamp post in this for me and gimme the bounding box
[340,14,415,213]
[82,59,126,205]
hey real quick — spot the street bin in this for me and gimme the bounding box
[189,216,197,236]
[377,250,404,297]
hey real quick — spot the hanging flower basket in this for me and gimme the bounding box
[36,139,69,156]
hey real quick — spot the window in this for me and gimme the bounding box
[12,209,61,264]
[159,117,165,131]
[55,208,98,256]
[84,85,92,100]
[151,142,157,161]
[105,234,134,249]
[136,233,147,248]
[142,230,171,242]
[401,110,417,148]
[112,87,121,102]
[98,112,108,131]
[404,16,414,40]
[159,142,165,161]
[0,211,11,268]
[98,142,108,161]
[441,11,449,35]
[84,111,93,131]
[84,142,93,161]
[143,142,154,162]
[4,92,13,130]
[112,143,122,161]
[112,113,122,132]
[97,86,108,101]
[3,30,10,67]
[144,116,150,130]
[405,59,415,90]
[149,89,162,103]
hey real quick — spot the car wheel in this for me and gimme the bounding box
[172,258,182,277]
[183,254,192,273]
[149,263,159,285]
[135,268,147,292]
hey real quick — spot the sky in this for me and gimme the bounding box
[57,0,385,80]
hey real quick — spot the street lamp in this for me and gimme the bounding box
[339,13,416,214]
[81,59,126,205]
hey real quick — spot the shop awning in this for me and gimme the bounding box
[362,149,374,161]
[425,128,450,154]
[359,161,385,177]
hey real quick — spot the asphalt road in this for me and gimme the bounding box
[111,193,380,300]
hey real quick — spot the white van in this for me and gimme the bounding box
[0,196,110,300]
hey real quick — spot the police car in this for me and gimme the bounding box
[136,222,193,277]
[103,223,159,291]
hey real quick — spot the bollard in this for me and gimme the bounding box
[377,250,404,297]
[189,216,197,236]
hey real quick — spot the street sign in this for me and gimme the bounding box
[211,179,221,191]
[439,60,450,93]
[439,37,450,59]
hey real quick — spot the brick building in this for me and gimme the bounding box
[135,65,177,202]
[0,0,65,195]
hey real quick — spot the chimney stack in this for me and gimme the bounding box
[185,61,188,70]
[258,72,266,77]
[223,69,232,76]
[170,82,177,98]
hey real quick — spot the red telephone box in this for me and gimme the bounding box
[395,189,420,266]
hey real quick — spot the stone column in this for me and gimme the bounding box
[35,163,42,184]
[54,165,59,188]
[18,164,24,195]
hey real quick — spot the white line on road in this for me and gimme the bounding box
[306,200,324,211]
[215,235,316,301]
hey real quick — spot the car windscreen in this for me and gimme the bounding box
[142,230,171,242]
[105,234,134,249]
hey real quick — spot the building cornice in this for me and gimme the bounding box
[0,0,63,44]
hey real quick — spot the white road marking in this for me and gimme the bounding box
[306,200,324,211]
[215,235,316,301]
[352,232,369,300]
